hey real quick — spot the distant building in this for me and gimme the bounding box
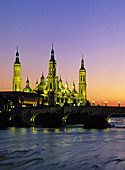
[13,45,87,106]
[79,55,87,105]
[13,47,22,92]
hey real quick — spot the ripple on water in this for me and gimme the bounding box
[1,124,125,169]
[104,158,125,170]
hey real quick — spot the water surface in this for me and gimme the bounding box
[0,117,125,170]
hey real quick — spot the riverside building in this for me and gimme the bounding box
[13,45,87,106]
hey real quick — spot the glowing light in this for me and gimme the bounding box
[62,114,69,122]
[43,129,49,133]
[30,113,39,122]
[108,119,112,123]
[92,101,95,106]
[21,128,27,133]
[118,102,120,107]
[22,105,26,107]
[9,114,16,121]
[44,102,49,106]
[105,101,107,107]
[55,129,60,133]
[31,127,37,134]
[9,127,16,130]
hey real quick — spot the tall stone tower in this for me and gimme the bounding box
[13,47,22,91]
[79,55,86,105]
[47,45,58,105]
[47,44,58,92]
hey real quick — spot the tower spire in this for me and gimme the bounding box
[13,47,22,91]
[42,70,44,78]
[81,54,84,70]
[50,44,55,61]
[60,75,62,81]
[51,43,54,53]
[16,46,19,56]
[79,55,86,105]
[27,76,29,82]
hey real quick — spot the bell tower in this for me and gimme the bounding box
[79,55,86,105]
[47,44,58,105]
[48,44,58,91]
[13,47,22,91]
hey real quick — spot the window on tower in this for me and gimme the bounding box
[81,89,82,94]
[17,70,19,76]
[50,83,51,89]
[15,84,17,90]
[61,98,63,103]
[57,97,59,102]
[83,76,85,81]
[81,75,82,81]
[65,98,68,103]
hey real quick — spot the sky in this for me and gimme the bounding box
[0,0,125,106]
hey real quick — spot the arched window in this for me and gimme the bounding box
[81,75,82,81]
[57,97,59,102]
[50,83,52,89]
[83,76,85,81]
[15,84,17,90]
[81,89,82,94]
[61,98,63,103]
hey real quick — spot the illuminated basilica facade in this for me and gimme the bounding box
[13,46,87,106]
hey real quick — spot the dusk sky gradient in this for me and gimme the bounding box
[0,0,125,106]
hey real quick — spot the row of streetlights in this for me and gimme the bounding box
[91,101,121,107]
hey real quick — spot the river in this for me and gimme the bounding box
[0,117,125,170]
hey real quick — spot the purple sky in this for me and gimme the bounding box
[0,0,125,106]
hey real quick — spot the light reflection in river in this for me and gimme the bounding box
[0,118,125,169]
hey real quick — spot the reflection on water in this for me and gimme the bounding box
[0,118,125,169]
[108,117,125,128]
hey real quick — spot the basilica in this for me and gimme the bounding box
[13,45,87,106]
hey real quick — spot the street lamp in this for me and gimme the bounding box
[118,102,120,107]
[92,101,95,106]
[105,101,107,107]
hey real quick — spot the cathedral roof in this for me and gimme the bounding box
[71,82,78,94]
[23,78,32,92]
[71,89,78,94]
[23,87,32,93]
